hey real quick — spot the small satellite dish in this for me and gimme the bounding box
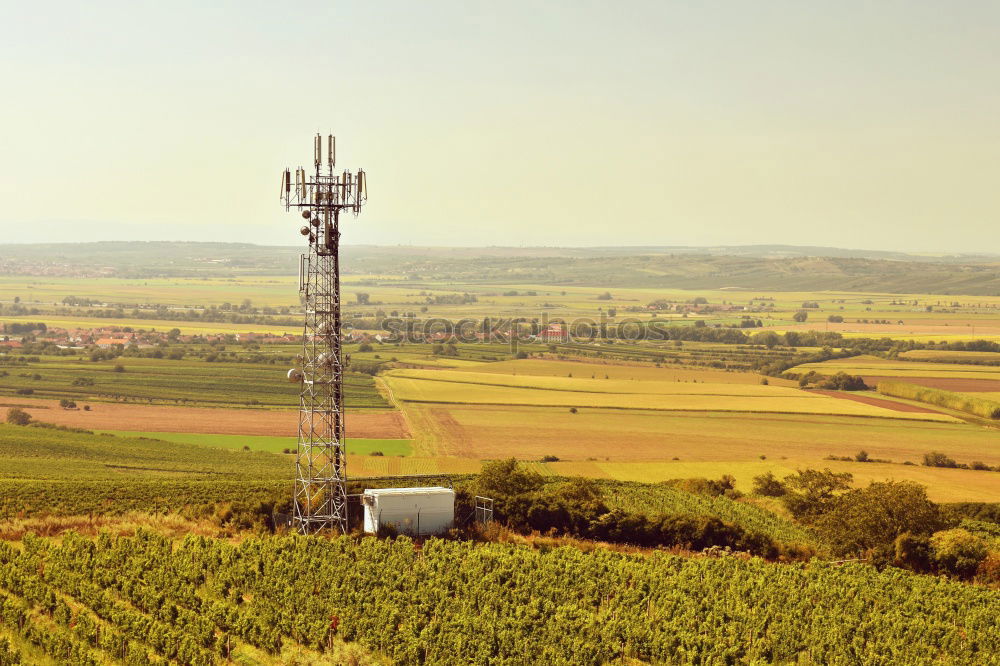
[287,368,304,383]
[301,210,311,219]
[300,226,310,236]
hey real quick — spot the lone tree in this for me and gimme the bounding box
[816,480,944,558]
[781,468,853,520]
[6,408,31,426]
[356,292,371,305]
[792,310,809,323]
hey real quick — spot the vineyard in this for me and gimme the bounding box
[1,531,998,665]
[0,354,387,409]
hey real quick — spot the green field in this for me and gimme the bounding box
[0,354,387,409]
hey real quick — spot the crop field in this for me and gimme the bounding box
[399,402,1000,501]
[0,355,387,409]
[790,354,1000,386]
[98,431,414,456]
[0,276,299,307]
[455,358,801,385]
[384,368,959,421]
[3,397,409,438]
[545,460,1000,503]
[2,314,299,335]
[901,349,1000,363]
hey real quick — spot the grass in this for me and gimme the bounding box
[99,430,414,456]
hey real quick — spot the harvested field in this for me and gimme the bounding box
[403,403,999,467]
[810,390,942,414]
[2,398,409,438]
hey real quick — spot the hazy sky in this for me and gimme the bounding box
[1,1,997,252]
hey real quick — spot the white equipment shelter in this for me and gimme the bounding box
[362,486,455,536]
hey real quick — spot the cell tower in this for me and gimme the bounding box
[281,134,367,534]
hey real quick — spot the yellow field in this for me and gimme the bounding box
[384,369,958,421]
[901,349,1000,362]
[791,355,1000,381]
[545,461,1000,503]
[453,358,800,385]
[392,368,799,395]
[345,454,480,477]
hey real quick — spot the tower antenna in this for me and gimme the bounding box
[281,134,367,534]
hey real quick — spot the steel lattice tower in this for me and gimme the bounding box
[281,134,367,534]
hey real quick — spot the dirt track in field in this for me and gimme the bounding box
[862,376,1000,392]
[0,398,408,438]
[810,390,940,414]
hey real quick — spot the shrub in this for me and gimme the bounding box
[369,451,384,457]
[820,372,868,391]
[6,407,31,426]
[540,455,560,463]
[923,451,958,468]
[930,528,988,578]
[113,363,125,373]
[855,450,869,463]
[781,469,853,520]
[752,472,786,497]
[816,481,944,558]
[14,388,33,395]
[894,532,932,572]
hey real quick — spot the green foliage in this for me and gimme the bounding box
[601,479,812,547]
[930,528,989,579]
[878,381,1000,419]
[815,481,945,558]
[0,424,288,482]
[818,371,868,391]
[472,466,807,555]
[781,468,853,521]
[923,451,959,468]
[752,472,787,497]
[5,408,31,426]
[475,458,544,498]
[2,531,999,664]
